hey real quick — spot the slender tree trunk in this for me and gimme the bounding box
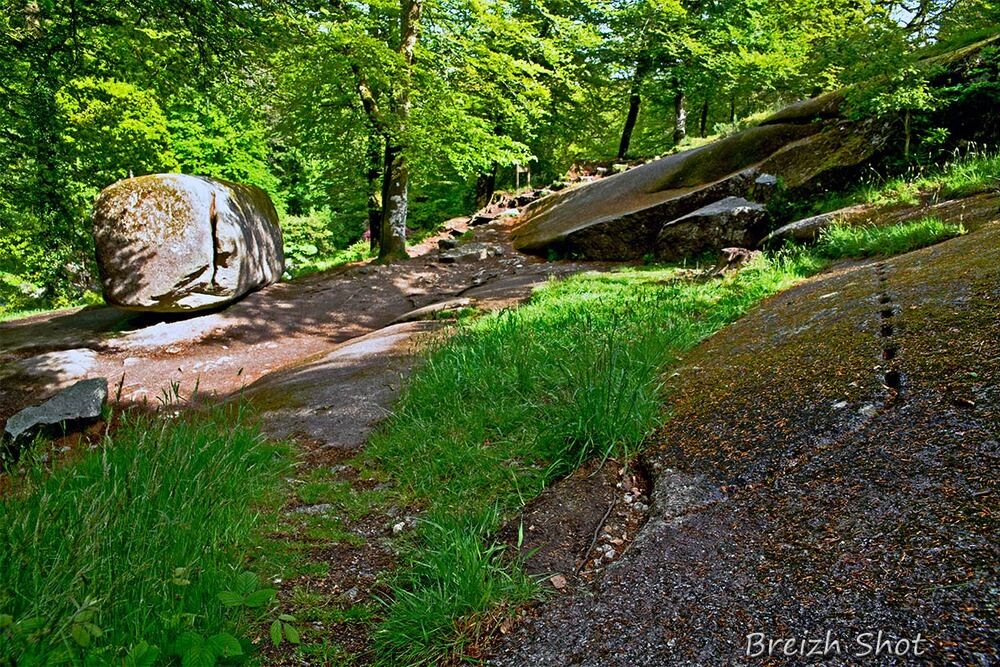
[379,0,423,262]
[617,58,649,160]
[729,94,736,123]
[699,98,709,137]
[366,133,383,251]
[474,165,496,209]
[673,89,687,146]
[903,110,912,160]
[617,93,641,160]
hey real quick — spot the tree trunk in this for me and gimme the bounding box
[903,110,912,160]
[379,142,408,260]
[366,134,383,251]
[378,0,423,262]
[673,90,687,146]
[617,59,649,160]
[475,165,496,209]
[729,95,736,123]
[617,93,641,160]
[699,98,709,137]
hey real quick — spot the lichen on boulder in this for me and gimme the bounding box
[92,174,284,312]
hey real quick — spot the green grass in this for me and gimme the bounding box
[0,406,289,664]
[355,251,825,664]
[778,149,1000,220]
[286,239,376,278]
[816,217,966,258]
[865,150,1000,207]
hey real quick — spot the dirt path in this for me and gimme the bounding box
[0,220,602,433]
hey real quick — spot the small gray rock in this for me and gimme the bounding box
[438,238,459,250]
[438,243,503,264]
[4,378,108,443]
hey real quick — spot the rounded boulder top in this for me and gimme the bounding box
[92,174,284,312]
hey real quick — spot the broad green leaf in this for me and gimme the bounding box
[269,620,282,647]
[207,632,243,658]
[283,622,300,645]
[217,591,244,608]
[236,571,258,596]
[71,623,91,647]
[181,643,216,667]
[174,631,204,655]
[244,588,276,608]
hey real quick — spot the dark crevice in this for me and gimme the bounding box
[884,370,902,391]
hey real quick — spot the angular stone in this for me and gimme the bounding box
[760,205,868,246]
[655,197,768,261]
[93,174,284,312]
[510,95,893,261]
[4,378,108,443]
[438,243,502,264]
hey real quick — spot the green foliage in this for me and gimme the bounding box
[56,77,177,197]
[168,96,281,205]
[281,210,369,276]
[0,405,290,663]
[815,217,966,259]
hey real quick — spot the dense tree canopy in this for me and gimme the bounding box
[0,0,995,309]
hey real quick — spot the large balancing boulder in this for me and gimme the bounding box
[93,174,284,312]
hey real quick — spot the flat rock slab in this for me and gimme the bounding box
[243,322,438,450]
[4,377,107,443]
[391,298,475,324]
[439,243,504,263]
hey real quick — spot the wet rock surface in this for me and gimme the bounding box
[92,174,284,312]
[489,220,1000,666]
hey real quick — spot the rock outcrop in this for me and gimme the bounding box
[654,197,767,261]
[93,174,284,312]
[510,91,888,260]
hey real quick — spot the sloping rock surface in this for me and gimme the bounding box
[93,174,284,312]
[511,106,886,260]
[490,219,1000,665]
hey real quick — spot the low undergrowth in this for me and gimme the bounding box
[361,216,963,664]
[357,250,827,664]
[778,148,1000,220]
[816,216,966,258]
[0,406,290,665]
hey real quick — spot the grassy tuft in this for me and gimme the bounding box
[0,406,289,663]
[374,515,537,666]
[816,217,966,258]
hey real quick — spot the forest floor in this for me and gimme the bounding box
[1,193,996,665]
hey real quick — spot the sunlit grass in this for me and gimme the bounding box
[0,406,289,663]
